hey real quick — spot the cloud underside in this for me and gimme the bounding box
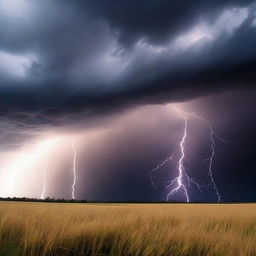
[0,0,255,123]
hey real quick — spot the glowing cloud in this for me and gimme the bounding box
[0,137,61,198]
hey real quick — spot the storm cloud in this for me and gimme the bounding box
[0,0,255,122]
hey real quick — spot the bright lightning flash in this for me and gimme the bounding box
[149,106,223,202]
[40,161,48,199]
[71,140,77,200]
[166,111,190,202]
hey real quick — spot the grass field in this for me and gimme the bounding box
[0,202,255,256]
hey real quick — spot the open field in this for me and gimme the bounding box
[0,203,255,256]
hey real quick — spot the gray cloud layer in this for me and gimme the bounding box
[0,0,256,122]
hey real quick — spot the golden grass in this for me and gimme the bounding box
[0,202,255,256]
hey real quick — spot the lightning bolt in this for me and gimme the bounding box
[208,127,221,202]
[71,140,77,200]
[40,161,48,199]
[188,112,223,202]
[167,113,190,202]
[149,154,174,190]
[149,106,223,202]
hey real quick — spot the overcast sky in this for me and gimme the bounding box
[0,0,255,202]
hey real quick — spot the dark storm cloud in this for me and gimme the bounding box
[0,0,256,126]
[85,0,253,46]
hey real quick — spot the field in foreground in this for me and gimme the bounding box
[0,203,255,256]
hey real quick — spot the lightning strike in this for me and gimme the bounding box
[167,113,190,202]
[208,128,221,202]
[149,106,223,202]
[188,112,222,202]
[71,140,77,200]
[40,161,48,199]
[149,154,174,190]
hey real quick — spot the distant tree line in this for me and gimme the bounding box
[0,197,87,203]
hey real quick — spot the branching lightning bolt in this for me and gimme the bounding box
[189,112,222,202]
[149,155,174,190]
[149,106,224,202]
[40,161,48,199]
[71,140,77,200]
[166,113,190,202]
[208,127,221,202]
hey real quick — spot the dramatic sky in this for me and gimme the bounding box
[0,0,256,202]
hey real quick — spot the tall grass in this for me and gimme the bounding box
[0,202,255,256]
